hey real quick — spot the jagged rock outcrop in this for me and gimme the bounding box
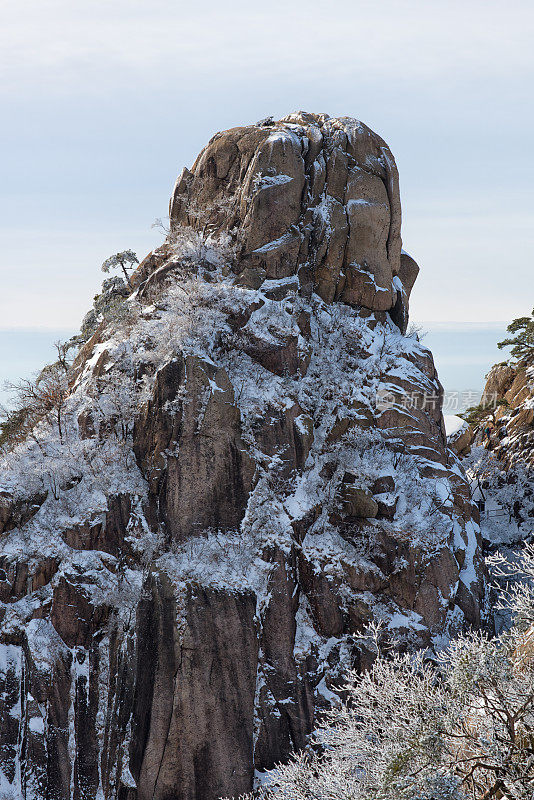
[480,361,534,468]
[0,113,486,800]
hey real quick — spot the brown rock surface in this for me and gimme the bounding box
[478,360,534,468]
[339,476,379,519]
[168,113,405,320]
[481,362,515,406]
[132,574,259,800]
[134,355,255,540]
[0,113,487,800]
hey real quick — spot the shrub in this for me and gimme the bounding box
[232,547,534,800]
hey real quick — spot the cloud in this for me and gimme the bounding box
[2,0,533,96]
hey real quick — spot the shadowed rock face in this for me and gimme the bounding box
[133,355,255,541]
[0,113,487,800]
[132,575,259,800]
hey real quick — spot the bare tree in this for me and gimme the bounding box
[1,367,70,447]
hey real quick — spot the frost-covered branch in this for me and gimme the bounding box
[230,547,534,800]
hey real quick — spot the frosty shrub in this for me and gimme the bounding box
[0,366,70,451]
[171,224,235,268]
[79,276,133,343]
[231,547,534,800]
[153,216,236,271]
[155,183,238,271]
[0,405,30,452]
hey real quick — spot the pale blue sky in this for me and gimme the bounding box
[1,0,533,334]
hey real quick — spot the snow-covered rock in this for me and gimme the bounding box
[465,356,534,548]
[445,415,474,456]
[488,362,534,469]
[0,113,486,800]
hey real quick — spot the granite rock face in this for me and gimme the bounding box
[480,361,534,469]
[0,114,486,800]
[165,112,407,324]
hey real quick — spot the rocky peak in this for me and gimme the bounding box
[138,112,417,332]
[0,113,486,800]
[481,360,534,469]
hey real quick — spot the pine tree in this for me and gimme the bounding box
[498,307,534,363]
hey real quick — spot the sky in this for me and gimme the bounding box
[0,0,533,334]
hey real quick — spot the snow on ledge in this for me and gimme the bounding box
[444,415,468,439]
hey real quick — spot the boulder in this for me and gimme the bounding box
[445,416,474,456]
[371,476,395,495]
[482,362,516,406]
[339,476,379,519]
[0,491,47,535]
[234,266,266,290]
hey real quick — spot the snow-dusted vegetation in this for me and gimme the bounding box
[1,112,523,800]
[234,547,534,800]
[0,243,479,630]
